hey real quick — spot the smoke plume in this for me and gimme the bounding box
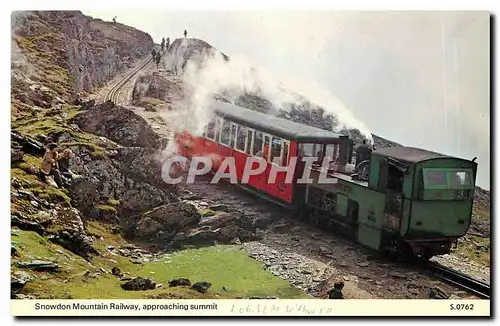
[162,38,373,144]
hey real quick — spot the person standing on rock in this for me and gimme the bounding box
[113,16,117,23]
[183,29,187,38]
[40,143,63,188]
[161,38,165,52]
[166,37,170,50]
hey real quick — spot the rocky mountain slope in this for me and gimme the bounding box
[12,11,154,118]
[10,11,490,300]
[10,11,307,300]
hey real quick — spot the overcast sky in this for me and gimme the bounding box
[82,10,490,189]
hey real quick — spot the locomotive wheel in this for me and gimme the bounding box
[396,242,415,263]
[385,239,414,263]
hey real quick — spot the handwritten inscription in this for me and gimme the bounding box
[231,303,333,315]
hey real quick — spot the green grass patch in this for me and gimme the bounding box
[13,222,309,299]
[59,141,107,155]
[200,209,216,217]
[96,204,117,213]
[107,199,120,206]
[15,118,73,137]
[138,246,309,299]
[11,164,71,205]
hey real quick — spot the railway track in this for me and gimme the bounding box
[105,55,154,104]
[425,261,491,299]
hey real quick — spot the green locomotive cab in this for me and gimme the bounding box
[303,144,478,260]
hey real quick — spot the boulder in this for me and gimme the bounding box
[111,267,123,278]
[183,229,219,244]
[217,224,256,243]
[11,271,33,289]
[191,281,211,294]
[121,277,156,291]
[136,202,201,238]
[11,131,45,156]
[168,278,191,287]
[252,216,273,229]
[17,260,59,271]
[47,207,98,260]
[66,147,172,220]
[11,213,48,235]
[198,213,236,229]
[11,149,24,163]
[72,101,163,149]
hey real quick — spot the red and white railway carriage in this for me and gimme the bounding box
[175,101,355,208]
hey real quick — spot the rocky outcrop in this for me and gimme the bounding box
[63,144,175,217]
[11,271,34,289]
[47,207,99,260]
[121,277,156,291]
[136,202,201,238]
[17,260,59,271]
[12,10,154,98]
[133,72,186,104]
[164,38,229,75]
[72,101,164,149]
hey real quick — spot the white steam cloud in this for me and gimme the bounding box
[161,38,373,144]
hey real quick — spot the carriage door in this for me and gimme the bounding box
[380,161,404,233]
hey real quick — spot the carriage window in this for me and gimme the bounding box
[246,130,253,155]
[300,144,314,156]
[253,132,263,156]
[270,137,282,164]
[326,144,339,163]
[230,124,237,148]
[236,125,247,151]
[263,135,270,160]
[220,119,231,146]
[299,143,323,164]
[206,119,216,140]
[426,171,446,186]
[281,141,289,166]
[215,117,223,142]
[299,143,322,157]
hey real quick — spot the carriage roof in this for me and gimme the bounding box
[210,101,343,143]
[373,146,455,163]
